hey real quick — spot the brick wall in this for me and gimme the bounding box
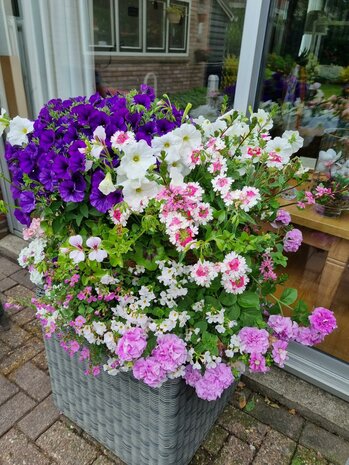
[95,0,213,96]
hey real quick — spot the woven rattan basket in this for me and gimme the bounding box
[45,336,234,465]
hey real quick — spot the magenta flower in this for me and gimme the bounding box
[238,327,270,354]
[86,237,108,262]
[152,334,187,372]
[283,229,302,253]
[294,326,325,346]
[271,340,288,367]
[249,353,269,372]
[309,307,337,335]
[271,209,291,228]
[268,315,294,341]
[184,365,202,387]
[116,328,147,361]
[133,357,166,388]
[195,363,234,401]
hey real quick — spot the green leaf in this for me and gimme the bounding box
[52,217,64,234]
[280,288,298,305]
[205,296,221,310]
[226,303,241,320]
[80,204,89,218]
[244,399,256,412]
[194,321,208,333]
[238,292,260,309]
[240,307,263,327]
[219,291,237,307]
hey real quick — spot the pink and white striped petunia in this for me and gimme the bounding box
[68,235,85,263]
[86,237,108,262]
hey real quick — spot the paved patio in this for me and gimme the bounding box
[0,254,349,465]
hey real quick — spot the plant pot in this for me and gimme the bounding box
[167,12,181,24]
[314,203,343,218]
[45,336,235,465]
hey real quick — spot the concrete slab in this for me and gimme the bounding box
[0,234,26,261]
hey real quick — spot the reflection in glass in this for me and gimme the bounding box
[119,0,141,49]
[93,0,114,47]
[147,0,165,50]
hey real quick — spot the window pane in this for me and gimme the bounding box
[119,0,141,50]
[168,2,188,51]
[93,0,114,47]
[147,0,165,50]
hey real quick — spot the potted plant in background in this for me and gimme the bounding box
[166,4,184,24]
[311,128,349,217]
[0,91,337,465]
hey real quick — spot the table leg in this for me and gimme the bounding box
[316,238,349,309]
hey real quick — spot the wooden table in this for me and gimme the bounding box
[284,203,349,309]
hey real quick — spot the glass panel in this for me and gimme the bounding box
[168,2,188,51]
[119,0,141,50]
[147,0,165,50]
[92,0,114,47]
[258,0,349,363]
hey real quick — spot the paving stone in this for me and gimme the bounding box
[0,276,16,292]
[218,404,269,447]
[0,337,44,375]
[10,268,36,289]
[203,424,229,455]
[0,391,36,436]
[32,350,48,371]
[300,422,349,465]
[0,428,51,465]
[18,395,60,440]
[24,317,43,338]
[0,340,11,361]
[0,373,19,405]
[93,456,122,465]
[4,284,34,304]
[9,361,51,402]
[0,323,31,348]
[253,429,297,465]
[291,444,328,465]
[190,447,214,465]
[36,421,98,465]
[248,394,304,440]
[0,257,21,276]
[214,435,255,465]
[12,306,36,326]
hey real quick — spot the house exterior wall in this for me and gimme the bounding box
[95,0,212,96]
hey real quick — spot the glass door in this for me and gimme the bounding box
[253,0,349,398]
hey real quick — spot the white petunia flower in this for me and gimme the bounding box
[7,116,34,146]
[152,132,182,163]
[90,126,106,159]
[117,140,155,180]
[250,109,273,130]
[282,130,303,153]
[121,178,160,210]
[98,172,116,195]
[172,123,202,155]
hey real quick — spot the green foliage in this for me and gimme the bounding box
[222,55,239,89]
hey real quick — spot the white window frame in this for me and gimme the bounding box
[89,0,115,50]
[90,0,190,56]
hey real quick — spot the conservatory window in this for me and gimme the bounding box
[91,0,189,54]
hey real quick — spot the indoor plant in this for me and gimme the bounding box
[0,88,337,464]
[166,5,184,24]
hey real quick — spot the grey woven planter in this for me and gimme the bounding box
[45,336,235,465]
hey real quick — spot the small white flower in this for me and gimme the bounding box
[7,116,34,146]
[251,109,273,131]
[90,126,106,159]
[282,130,303,153]
[172,123,202,155]
[152,132,182,163]
[92,321,107,336]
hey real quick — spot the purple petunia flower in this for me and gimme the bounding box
[309,307,337,335]
[90,169,122,212]
[39,129,55,150]
[59,173,86,203]
[19,191,36,213]
[134,93,151,110]
[53,155,71,180]
[14,208,31,226]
